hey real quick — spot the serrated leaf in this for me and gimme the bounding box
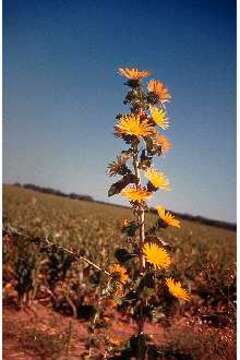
[108,174,138,197]
[139,272,155,289]
[115,248,136,263]
[121,221,139,237]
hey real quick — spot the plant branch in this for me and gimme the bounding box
[3,224,111,277]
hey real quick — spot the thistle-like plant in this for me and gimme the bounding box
[107,67,190,356]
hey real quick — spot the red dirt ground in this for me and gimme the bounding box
[3,303,166,359]
[3,302,235,360]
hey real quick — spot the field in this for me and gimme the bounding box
[3,184,236,359]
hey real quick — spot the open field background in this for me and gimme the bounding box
[3,184,236,359]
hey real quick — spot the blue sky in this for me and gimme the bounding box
[3,0,236,222]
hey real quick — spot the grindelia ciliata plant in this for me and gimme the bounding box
[106,66,190,358]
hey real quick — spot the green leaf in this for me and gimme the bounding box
[130,334,146,360]
[121,221,139,236]
[108,174,138,197]
[115,248,136,263]
[139,272,155,289]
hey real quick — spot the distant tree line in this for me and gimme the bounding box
[12,182,236,231]
[13,182,94,202]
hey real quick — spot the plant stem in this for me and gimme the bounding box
[132,142,146,337]
[133,144,145,274]
[139,209,145,274]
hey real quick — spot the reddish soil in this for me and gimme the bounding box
[3,302,235,360]
[3,302,156,359]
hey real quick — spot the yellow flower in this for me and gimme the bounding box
[143,243,171,269]
[156,206,181,228]
[147,80,171,103]
[118,67,151,80]
[121,185,152,202]
[4,283,13,294]
[149,106,169,130]
[115,114,156,138]
[122,218,129,227]
[155,134,172,154]
[107,334,124,347]
[145,168,170,190]
[166,278,190,301]
[109,264,128,284]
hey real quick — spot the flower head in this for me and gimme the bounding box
[109,264,128,284]
[147,80,171,103]
[156,206,181,228]
[115,114,156,138]
[166,278,190,301]
[122,218,129,227]
[143,243,171,269]
[118,67,151,80]
[107,333,125,347]
[149,106,169,130]
[154,134,172,154]
[145,168,170,191]
[107,156,129,177]
[121,185,152,202]
[4,283,14,294]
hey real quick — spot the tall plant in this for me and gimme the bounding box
[107,67,190,357]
